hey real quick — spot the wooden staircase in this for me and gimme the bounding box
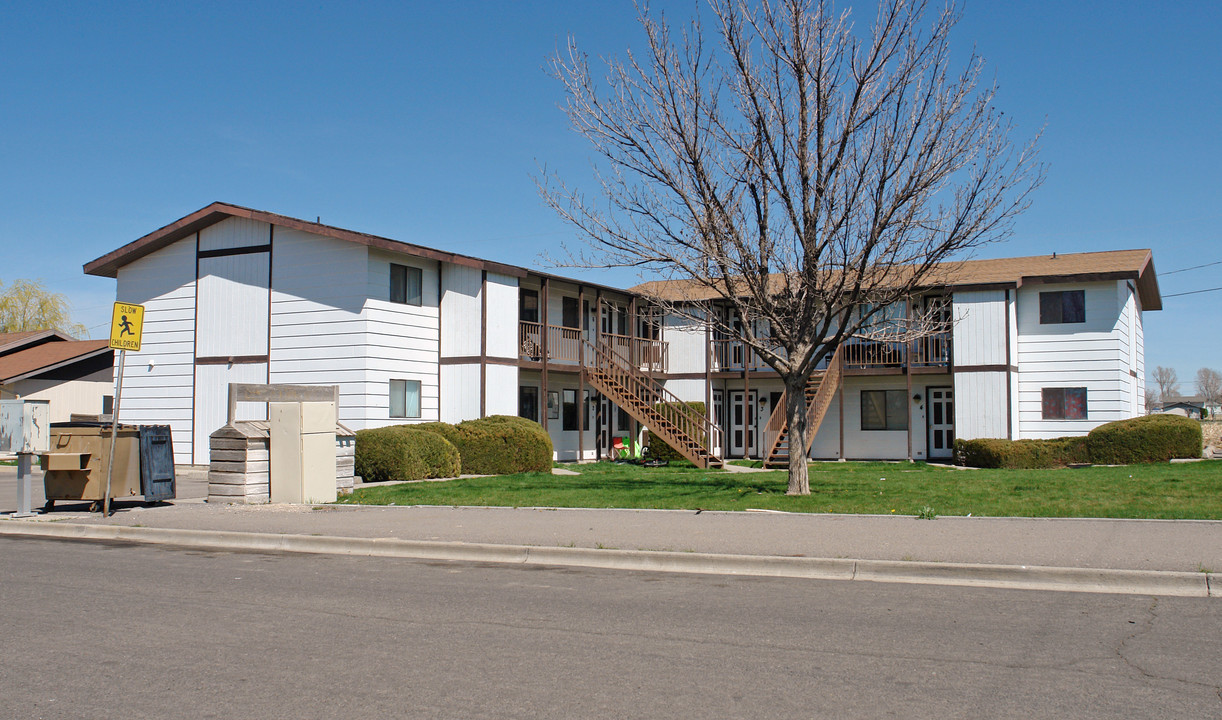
[762,346,844,467]
[584,338,723,469]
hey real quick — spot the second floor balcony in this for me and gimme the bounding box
[711,332,951,373]
[519,321,669,373]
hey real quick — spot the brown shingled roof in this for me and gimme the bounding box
[0,340,111,384]
[0,329,76,355]
[630,249,1161,311]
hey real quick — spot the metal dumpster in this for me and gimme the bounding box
[39,422,175,510]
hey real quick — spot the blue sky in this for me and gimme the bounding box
[2,1,1219,390]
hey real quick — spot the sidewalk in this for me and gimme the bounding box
[2,465,1219,596]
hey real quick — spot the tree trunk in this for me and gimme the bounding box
[785,375,810,495]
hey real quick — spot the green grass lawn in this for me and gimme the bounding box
[340,460,1222,519]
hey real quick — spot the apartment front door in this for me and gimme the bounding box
[729,390,758,457]
[927,387,954,460]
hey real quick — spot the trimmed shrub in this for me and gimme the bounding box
[646,402,707,462]
[354,426,460,483]
[415,415,552,475]
[955,415,1202,468]
[1084,414,1202,464]
[955,437,1087,469]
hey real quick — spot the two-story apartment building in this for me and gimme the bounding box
[84,203,1159,467]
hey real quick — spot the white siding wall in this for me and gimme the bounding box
[439,365,480,423]
[485,364,519,416]
[196,254,270,357]
[363,250,441,428]
[194,362,269,458]
[1016,280,1129,438]
[440,265,482,358]
[1008,289,1020,437]
[198,216,269,251]
[116,236,196,463]
[1129,286,1138,410]
[952,290,1008,366]
[486,273,519,359]
[663,312,708,374]
[953,372,1008,440]
[268,227,369,426]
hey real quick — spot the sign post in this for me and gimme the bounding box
[104,302,143,516]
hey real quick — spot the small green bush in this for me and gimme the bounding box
[955,436,1087,469]
[1084,414,1202,463]
[647,402,707,462]
[415,416,552,475]
[354,426,461,483]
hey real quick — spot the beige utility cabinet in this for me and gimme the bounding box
[269,401,337,504]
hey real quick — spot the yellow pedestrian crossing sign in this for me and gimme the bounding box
[109,302,145,351]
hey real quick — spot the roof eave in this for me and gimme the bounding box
[84,202,529,279]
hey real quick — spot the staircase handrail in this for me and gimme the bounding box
[586,338,722,462]
[761,345,845,462]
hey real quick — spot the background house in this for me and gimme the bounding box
[0,330,114,423]
[1155,395,1207,419]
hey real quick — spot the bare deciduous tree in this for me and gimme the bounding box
[1152,366,1179,403]
[1144,389,1158,415]
[1197,367,1222,414]
[542,0,1042,494]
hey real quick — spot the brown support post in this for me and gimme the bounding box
[743,336,751,459]
[704,303,713,453]
[629,295,639,454]
[541,278,549,434]
[905,298,912,461]
[480,270,488,418]
[1005,288,1013,440]
[578,284,585,462]
[838,379,845,460]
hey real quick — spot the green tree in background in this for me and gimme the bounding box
[0,278,87,337]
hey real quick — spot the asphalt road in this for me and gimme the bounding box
[2,537,1219,719]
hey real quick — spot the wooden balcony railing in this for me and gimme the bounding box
[518,322,668,372]
[840,332,951,370]
[711,339,772,371]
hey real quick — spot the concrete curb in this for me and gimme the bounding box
[0,520,1215,598]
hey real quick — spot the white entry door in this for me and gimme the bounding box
[927,387,954,460]
[729,390,758,457]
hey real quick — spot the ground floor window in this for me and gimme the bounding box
[562,389,579,431]
[861,389,907,431]
[519,386,539,422]
[1042,387,1087,419]
[389,379,421,418]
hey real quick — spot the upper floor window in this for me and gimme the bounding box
[1039,290,1084,324]
[390,264,423,306]
[520,289,539,323]
[1042,387,1087,420]
[562,296,580,329]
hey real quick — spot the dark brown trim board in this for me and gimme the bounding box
[197,243,271,259]
[195,355,270,366]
